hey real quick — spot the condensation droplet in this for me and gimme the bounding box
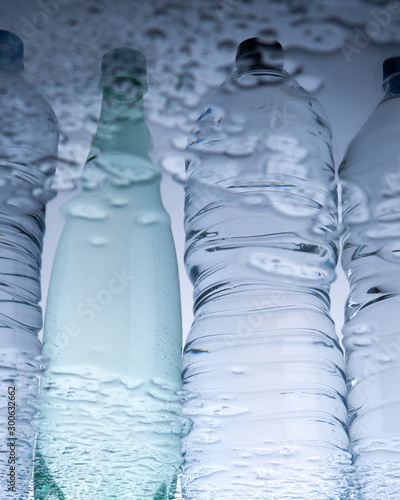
[343,324,372,336]
[171,135,189,151]
[91,237,108,247]
[107,197,128,207]
[241,194,267,207]
[296,74,324,94]
[68,203,107,220]
[234,74,258,88]
[231,367,245,375]
[136,213,159,225]
[266,158,308,177]
[159,154,187,182]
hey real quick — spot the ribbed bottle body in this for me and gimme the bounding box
[0,64,58,499]
[182,69,351,499]
[341,92,400,498]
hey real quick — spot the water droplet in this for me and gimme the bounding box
[353,337,375,347]
[159,154,186,182]
[136,213,159,225]
[264,135,307,161]
[378,353,394,363]
[374,200,400,221]
[217,38,236,52]
[257,27,278,41]
[226,123,243,134]
[232,367,245,375]
[249,251,328,281]
[226,137,258,157]
[296,74,324,94]
[171,135,189,151]
[145,27,167,41]
[280,445,296,456]
[68,203,107,220]
[194,434,220,444]
[107,197,128,207]
[266,158,308,177]
[6,196,39,212]
[91,347,106,355]
[241,194,267,207]
[343,324,372,336]
[91,237,108,247]
[235,74,257,88]
[198,68,227,88]
[252,448,274,456]
[284,57,302,76]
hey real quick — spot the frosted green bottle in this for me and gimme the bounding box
[34,48,183,500]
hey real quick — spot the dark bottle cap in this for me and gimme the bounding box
[0,30,24,69]
[383,56,400,82]
[235,37,283,73]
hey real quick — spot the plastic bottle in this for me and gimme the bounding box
[182,38,351,499]
[0,30,58,499]
[340,56,400,498]
[34,48,183,500]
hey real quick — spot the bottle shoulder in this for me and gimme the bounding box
[0,71,59,158]
[340,96,400,179]
[187,73,333,183]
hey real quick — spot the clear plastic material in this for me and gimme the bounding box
[0,30,58,499]
[182,38,351,499]
[340,63,400,498]
[34,49,183,500]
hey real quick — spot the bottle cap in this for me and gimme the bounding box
[236,37,283,73]
[0,30,24,70]
[99,47,148,100]
[383,56,400,82]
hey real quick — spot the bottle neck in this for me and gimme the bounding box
[235,67,289,83]
[89,93,152,162]
[383,72,400,96]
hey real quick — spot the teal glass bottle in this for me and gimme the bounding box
[34,48,183,500]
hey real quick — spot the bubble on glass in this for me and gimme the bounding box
[284,57,302,76]
[106,196,128,207]
[287,22,348,53]
[296,73,324,93]
[266,158,308,177]
[159,154,187,183]
[136,213,160,225]
[47,158,82,192]
[67,202,108,220]
[234,74,258,88]
[264,135,307,162]
[145,27,167,41]
[171,135,189,151]
[197,68,227,88]
[226,136,258,157]
[217,38,237,53]
[91,237,108,247]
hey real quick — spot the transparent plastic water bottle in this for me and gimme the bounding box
[182,38,351,499]
[0,30,58,499]
[34,49,183,499]
[340,57,400,499]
